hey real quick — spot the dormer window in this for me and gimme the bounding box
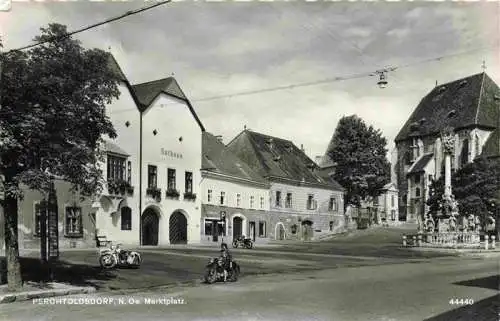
[438,86,446,93]
[409,122,420,132]
[447,110,456,118]
[273,155,281,161]
[459,80,467,87]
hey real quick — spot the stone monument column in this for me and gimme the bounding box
[439,127,455,232]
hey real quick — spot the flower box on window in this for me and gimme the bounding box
[166,188,180,199]
[108,179,133,196]
[146,187,162,201]
[184,192,197,201]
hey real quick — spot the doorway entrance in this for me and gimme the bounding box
[233,216,243,239]
[249,221,256,241]
[169,211,188,244]
[141,208,159,246]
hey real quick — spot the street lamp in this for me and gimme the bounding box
[220,210,226,243]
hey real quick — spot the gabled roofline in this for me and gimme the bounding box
[132,78,206,132]
[201,170,270,188]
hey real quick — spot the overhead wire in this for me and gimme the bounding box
[0,1,497,114]
[2,0,173,55]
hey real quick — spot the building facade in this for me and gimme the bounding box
[394,72,500,223]
[373,183,399,225]
[226,130,345,241]
[0,54,206,250]
[200,132,271,244]
[92,57,205,247]
[0,180,96,251]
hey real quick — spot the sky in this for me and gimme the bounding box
[0,1,499,163]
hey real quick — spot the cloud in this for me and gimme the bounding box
[2,1,500,160]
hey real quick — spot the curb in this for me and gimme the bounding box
[0,285,96,304]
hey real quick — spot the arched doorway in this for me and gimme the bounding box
[169,211,188,244]
[301,220,313,241]
[141,208,159,246]
[233,216,243,239]
[275,222,286,240]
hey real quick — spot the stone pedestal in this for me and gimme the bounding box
[438,218,450,232]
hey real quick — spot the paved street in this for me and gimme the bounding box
[1,256,497,321]
[9,226,453,291]
[2,226,457,292]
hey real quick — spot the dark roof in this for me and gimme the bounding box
[202,132,268,184]
[395,73,499,142]
[226,130,344,191]
[407,153,434,175]
[131,78,187,107]
[316,168,345,191]
[106,54,128,82]
[104,140,129,157]
[131,78,205,131]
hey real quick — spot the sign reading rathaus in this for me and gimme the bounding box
[161,148,183,159]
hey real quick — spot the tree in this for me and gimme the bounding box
[452,157,500,231]
[0,24,120,290]
[327,115,391,210]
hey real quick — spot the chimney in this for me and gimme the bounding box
[215,135,223,143]
[300,144,305,152]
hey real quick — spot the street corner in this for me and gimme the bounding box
[0,282,97,304]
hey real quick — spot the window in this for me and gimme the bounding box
[107,155,126,181]
[250,196,255,208]
[411,138,420,160]
[147,165,157,188]
[260,196,264,209]
[415,187,421,198]
[404,151,412,165]
[121,207,132,230]
[220,191,225,205]
[391,195,395,207]
[184,171,192,193]
[204,220,212,235]
[258,221,266,237]
[127,161,132,184]
[413,174,421,184]
[167,168,176,190]
[285,193,292,208]
[65,206,83,237]
[475,134,480,157]
[391,210,396,221]
[291,224,298,234]
[275,191,282,207]
[207,189,212,202]
[329,221,334,231]
[329,197,337,211]
[460,139,469,166]
[307,194,316,210]
[33,201,47,236]
[236,193,241,207]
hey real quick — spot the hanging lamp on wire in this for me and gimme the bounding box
[376,70,388,89]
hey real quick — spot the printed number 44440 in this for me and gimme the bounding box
[449,298,474,305]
